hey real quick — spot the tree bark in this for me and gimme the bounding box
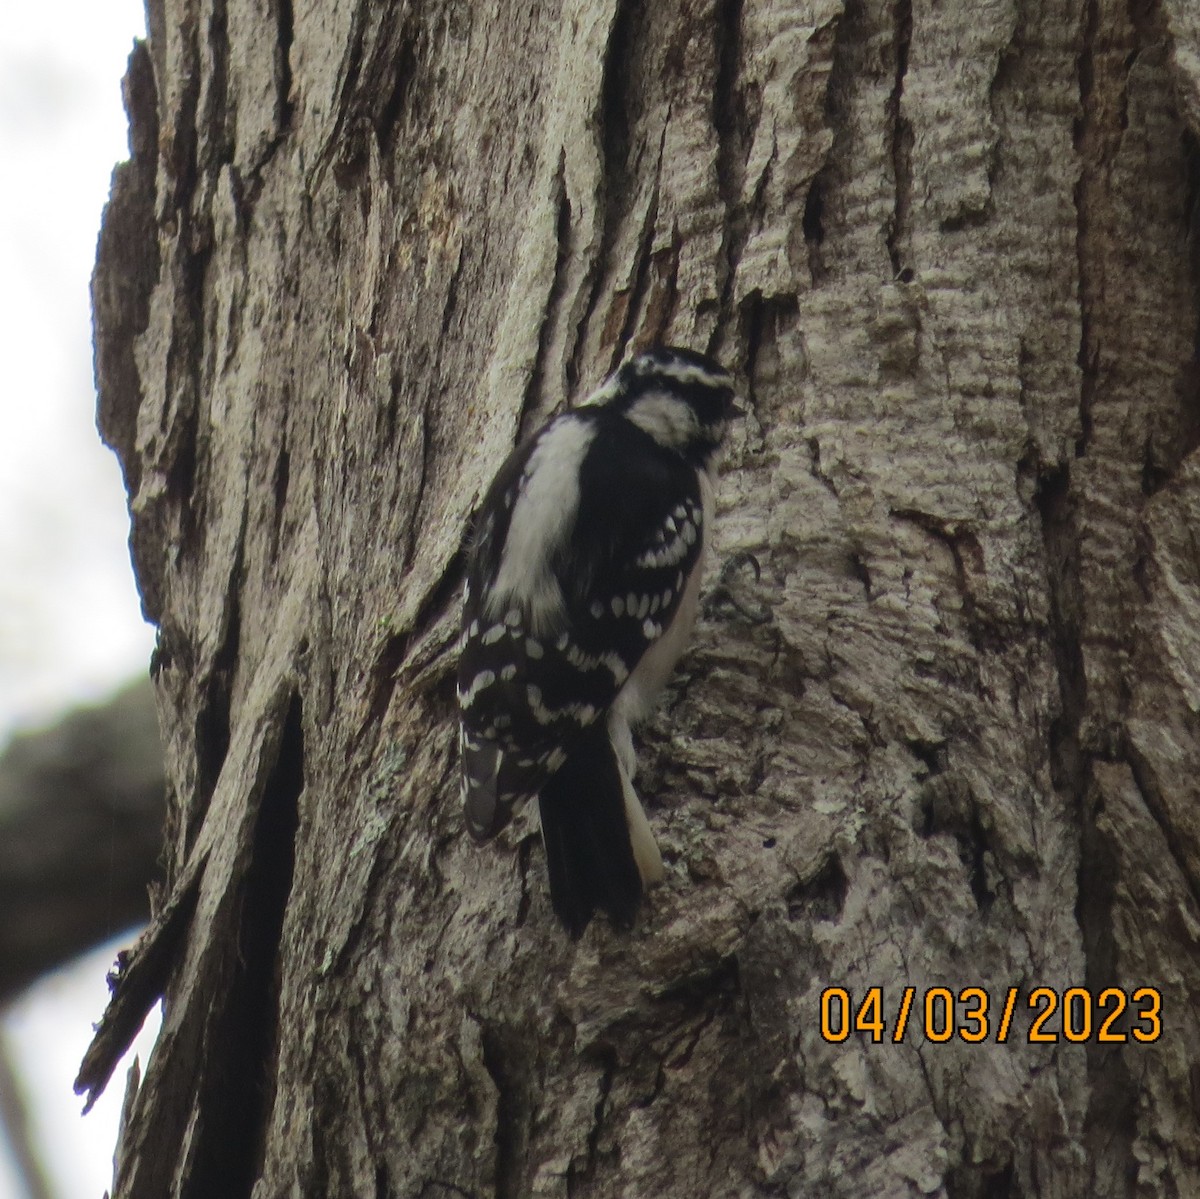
[81,0,1200,1195]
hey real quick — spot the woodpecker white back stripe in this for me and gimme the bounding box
[487,416,595,634]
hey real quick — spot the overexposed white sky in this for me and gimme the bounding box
[0,1,152,734]
[3,940,160,1199]
[0,2,159,1197]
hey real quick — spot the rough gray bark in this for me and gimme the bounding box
[80,0,1200,1195]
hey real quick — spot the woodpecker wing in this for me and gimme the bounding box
[457,413,705,840]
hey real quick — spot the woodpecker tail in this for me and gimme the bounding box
[537,719,664,938]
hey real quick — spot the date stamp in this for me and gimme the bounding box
[819,986,1162,1045]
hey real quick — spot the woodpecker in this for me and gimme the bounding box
[457,346,737,935]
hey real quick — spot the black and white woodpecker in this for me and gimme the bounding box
[457,346,738,936]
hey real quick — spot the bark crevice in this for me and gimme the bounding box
[1073,0,1102,461]
[520,152,573,440]
[479,1023,528,1199]
[182,691,303,1198]
[885,0,913,275]
[275,0,294,133]
[712,0,748,335]
[614,132,667,349]
[570,0,638,388]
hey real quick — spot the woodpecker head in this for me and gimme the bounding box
[582,345,739,469]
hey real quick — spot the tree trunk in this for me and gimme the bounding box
[81,0,1200,1195]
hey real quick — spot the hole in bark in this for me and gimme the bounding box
[904,737,946,779]
[802,173,826,245]
[168,406,200,514]
[1140,433,1171,495]
[966,810,994,914]
[916,780,995,913]
[945,1157,1021,1199]
[846,549,872,597]
[803,169,831,282]
[787,854,847,922]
